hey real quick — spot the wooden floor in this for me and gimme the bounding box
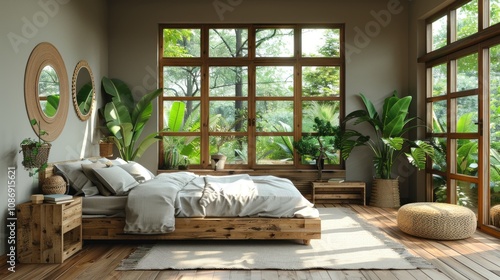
[2,204,500,280]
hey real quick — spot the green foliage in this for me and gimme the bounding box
[19,119,50,176]
[339,92,435,179]
[293,117,340,180]
[77,82,94,114]
[101,77,162,161]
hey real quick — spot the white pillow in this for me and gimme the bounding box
[93,165,139,196]
[117,161,155,183]
[55,159,99,196]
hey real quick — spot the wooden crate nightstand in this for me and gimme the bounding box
[17,196,82,263]
[312,181,366,205]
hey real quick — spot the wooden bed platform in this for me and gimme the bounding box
[83,216,321,245]
[41,159,322,245]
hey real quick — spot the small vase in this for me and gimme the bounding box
[210,154,227,171]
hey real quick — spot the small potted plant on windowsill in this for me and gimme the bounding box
[293,117,340,182]
[19,119,51,177]
[178,156,190,170]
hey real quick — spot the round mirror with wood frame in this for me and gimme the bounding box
[24,42,69,142]
[72,60,95,121]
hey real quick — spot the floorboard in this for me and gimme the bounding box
[1,204,499,280]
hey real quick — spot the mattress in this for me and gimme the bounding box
[82,195,127,217]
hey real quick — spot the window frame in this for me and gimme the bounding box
[158,24,345,170]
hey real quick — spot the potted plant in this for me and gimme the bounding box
[178,156,190,170]
[100,77,163,161]
[99,136,114,158]
[293,117,340,181]
[338,92,435,207]
[19,119,51,176]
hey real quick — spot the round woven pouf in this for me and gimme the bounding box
[41,175,67,194]
[491,204,500,227]
[397,202,476,240]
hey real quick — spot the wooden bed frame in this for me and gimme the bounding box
[40,159,321,245]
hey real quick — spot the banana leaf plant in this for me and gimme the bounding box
[101,77,162,161]
[339,92,435,179]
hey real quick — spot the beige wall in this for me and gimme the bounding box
[0,0,108,256]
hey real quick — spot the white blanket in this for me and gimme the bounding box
[124,172,318,234]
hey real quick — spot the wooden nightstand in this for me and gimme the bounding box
[17,196,82,263]
[312,181,366,205]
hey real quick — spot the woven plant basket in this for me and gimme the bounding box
[21,143,51,169]
[99,142,114,157]
[42,175,67,194]
[369,178,400,208]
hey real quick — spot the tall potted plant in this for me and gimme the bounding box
[101,77,162,161]
[293,117,340,181]
[339,92,435,207]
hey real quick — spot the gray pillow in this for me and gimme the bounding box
[82,162,112,196]
[55,159,99,196]
[93,165,139,196]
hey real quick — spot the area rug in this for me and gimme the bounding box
[116,207,433,270]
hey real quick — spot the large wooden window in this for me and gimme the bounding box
[158,24,344,170]
[421,0,500,237]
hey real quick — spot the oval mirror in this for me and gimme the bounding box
[72,60,95,121]
[25,42,69,142]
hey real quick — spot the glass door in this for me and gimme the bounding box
[488,44,500,230]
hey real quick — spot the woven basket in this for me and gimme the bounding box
[99,142,114,157]
[21,143,51,169]
[42,175,67,194]
[369,178,400,208]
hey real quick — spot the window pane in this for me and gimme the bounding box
[302,101,340,133]
[209,136,248,164]
[209,101,248,132]
[209,67,248,97]
[456,96,478,133]
[456,138,478,176]
[431,100,447,133]
[431,15,447,51]
[456,53,478,91]
[256,66,294,97]
[302,66,340,97]
[490,44,500,217]
[256,136,294,165]
[456,0,478,41]
[433,174,447,202]
[163,66,201,97]
[256,101,294,133]
[163,29,200,57]
[163,100,201,132]
[162,136,201,167]
[455,179,478,212]
[209,28,248,57]
[255,28,294,57]
[432,63,447,97]
[491,0,500,26]
[432,137,447,172]
[302,28,340,57]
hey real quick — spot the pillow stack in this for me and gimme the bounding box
[55,158,155,196]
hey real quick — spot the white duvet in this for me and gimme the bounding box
[124,172,318,234]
